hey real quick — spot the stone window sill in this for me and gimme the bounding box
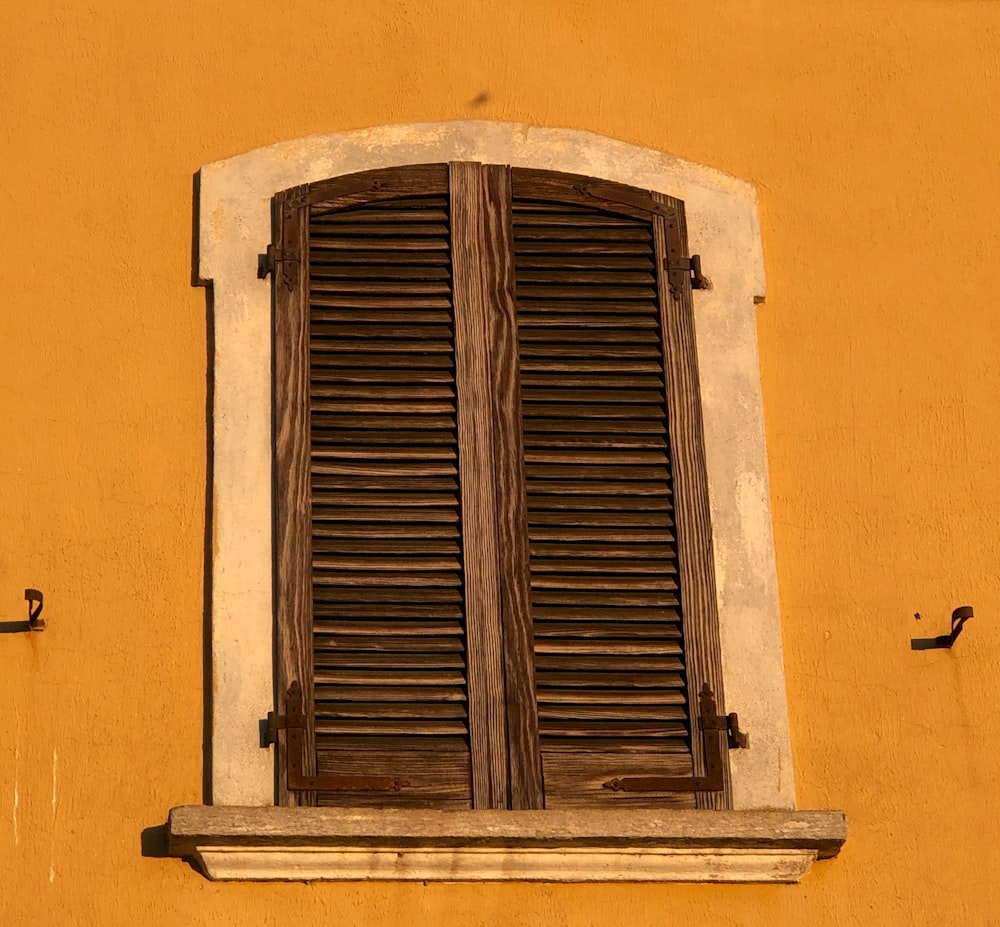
[167,806,846,883]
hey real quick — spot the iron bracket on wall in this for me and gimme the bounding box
[257,245,300,283]
[602,684,747,793]
[25,589,44,630]
[258,196,302,290]
[256,244,277,280]
[911,605,974,651]
[264,681,410,793]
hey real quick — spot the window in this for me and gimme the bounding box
[168,122,844,882]
[271,163,729,811]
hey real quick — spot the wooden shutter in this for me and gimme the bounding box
[275,165,473,808]
[508,169,726,809]
[272,163,728,811]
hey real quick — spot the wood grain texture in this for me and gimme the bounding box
[512,170,658,223]
[542,753,695,809]
[305,164,449,209]
[449,161,509,809]
[274,188,316,806]
[653,197,730,810]
[315,749,472,809]
[482,163,544,809]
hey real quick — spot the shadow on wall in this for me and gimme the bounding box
[0,621,35,633]
[141,824,170,858]
[193,168,216,808]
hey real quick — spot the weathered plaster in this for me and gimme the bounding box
[198,121,791,810]
[191,846,819,883]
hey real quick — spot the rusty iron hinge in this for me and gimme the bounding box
[602,684,747,793]
[256,244,300,288]
[264,681,410,793]
[256,244,277,280]
[258,195,302,289]
[574,182,678,220]
[664,254,708,290]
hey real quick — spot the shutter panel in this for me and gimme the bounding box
[276,165,473,808]
[509,169,725,809]
[273,163,729,812]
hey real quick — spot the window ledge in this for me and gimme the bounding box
[167,806,846,883]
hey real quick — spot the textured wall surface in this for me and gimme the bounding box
[1,1,999,924]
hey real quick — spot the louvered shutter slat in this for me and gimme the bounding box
[311,251,452,266]
[310,236,450,252]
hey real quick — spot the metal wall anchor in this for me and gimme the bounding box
[25,589,44,630]
[911,606,973,650]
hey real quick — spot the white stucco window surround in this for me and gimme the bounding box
[170,121,845,882]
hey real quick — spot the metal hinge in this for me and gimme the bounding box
[264,681,410,793]
[664,254,709,290]
[256,244,277,280]
[257,244,300,284]
[704,696,750,751]
[602,684,747,793]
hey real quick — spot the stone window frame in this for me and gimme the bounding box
[168,121,845,882]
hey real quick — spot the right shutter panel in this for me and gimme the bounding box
[298,166,472,808]
[510,170,698,809]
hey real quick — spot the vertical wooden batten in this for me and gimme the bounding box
[274,188,316,806]
[482,164,544,809]
[449,162,510,809]
[653,197,729,810]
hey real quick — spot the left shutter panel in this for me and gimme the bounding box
[275,165,474,809]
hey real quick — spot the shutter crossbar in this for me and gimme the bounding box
[601,685,747,793]
[266,682,411,793]
[573,182,678,220]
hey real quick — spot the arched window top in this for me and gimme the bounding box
[196,122,764,304]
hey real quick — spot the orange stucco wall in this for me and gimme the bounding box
[2,1,999,923]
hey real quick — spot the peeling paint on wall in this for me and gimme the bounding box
[12,728,20,847]
[49,747,58,884]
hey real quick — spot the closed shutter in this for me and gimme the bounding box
[275,166,473,808]
[272,163,728,811]
[510,169,724,809]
